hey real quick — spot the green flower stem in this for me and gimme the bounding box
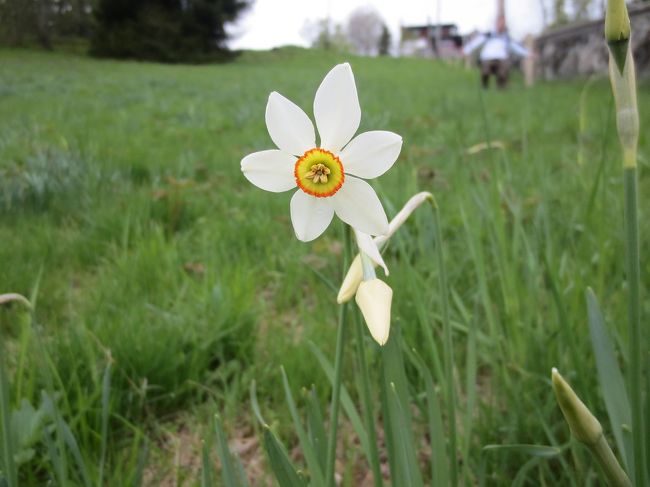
[325,226,352,487]
[431,198,459,487]
[623,166,646,486]
[592,435,632,487]
[353,307,384,487]
[0,331,18,487]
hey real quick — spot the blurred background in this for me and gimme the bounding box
[1,0,649,76]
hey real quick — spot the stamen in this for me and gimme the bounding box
[294,150,345,198]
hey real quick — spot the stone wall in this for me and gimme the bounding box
[535,2,650,79]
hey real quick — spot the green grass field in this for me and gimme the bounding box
[0,47,648,485]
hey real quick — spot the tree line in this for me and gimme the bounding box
[0,0,250,62]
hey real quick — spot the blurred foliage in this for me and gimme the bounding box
[0,0,96,49]
[89,0,250,63]
[378,24,391,56]
[301,18,352,53]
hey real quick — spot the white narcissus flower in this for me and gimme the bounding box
[241,63,402,242]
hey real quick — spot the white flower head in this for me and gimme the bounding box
[241,63,402,242]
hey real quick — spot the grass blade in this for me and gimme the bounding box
[585,288,632,470]
[405,347,449,486]
[215,414,241,487]
[385,382,424,487]
[131,438,148,487]
[43,426,66,486]
[381,330,424,487]
[249,380,267,427]
[57,406,92,487]
[98,360,112,487]
[307,342,370,454]
[482,444,562,458]
[0,340,18,487]
[262,428,306,487]
[305,386,327,474]
[280,367,326,486]
[201,440,215,487]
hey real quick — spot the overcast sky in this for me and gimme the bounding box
[228,0,550,50]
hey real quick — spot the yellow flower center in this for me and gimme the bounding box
[294,148,344,197]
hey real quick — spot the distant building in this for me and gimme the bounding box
[399,23,463,58]
[536,2,650,79]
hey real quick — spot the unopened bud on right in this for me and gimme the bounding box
[605,0,631,73]
[551,368,603,446]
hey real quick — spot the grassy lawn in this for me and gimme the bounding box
[0,47,648,485]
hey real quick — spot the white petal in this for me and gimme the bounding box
[340,131,402,179]
[290,190,335,242]
[241,150,297,192]
[331,176,388,236]
[313,63,361,153]
[265,92,316,156]
[355,229,388,275]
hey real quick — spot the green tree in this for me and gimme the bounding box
[0,0,96,48]
[378,24,391,56]
[90,0,250,63]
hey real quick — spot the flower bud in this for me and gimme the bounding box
[0,293,31,308]
[355,279,392,346]
[337,255,364,304]
[609,48,639,168]
[605,0,631,73]
[551,368,603,446]
[337,192,434,304]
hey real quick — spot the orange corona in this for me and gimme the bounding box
[294,148,345,198]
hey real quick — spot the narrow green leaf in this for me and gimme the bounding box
[307,266,338,294]
[280,367,326,486]
[0,345,18,487]
[43,426,66,486]
[263,428,306,487]
[215,414,241,487]
[482,444,562,458]
[201,440,215,487]
[307,342,370,454]
[131,438,148,487]
[405,348,449,487]
[385,382,424,487]
[305,386,327,473]
[234,453,250,487]
[586,288,632,470]
[463,310,478,483]
[380,329,423,486]
[98,361,112,487]
[41,391,91,487]
[58,410,92,487]
[512,456,543,487]
[249,380,267,427]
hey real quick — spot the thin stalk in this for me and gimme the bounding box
[353,307,383,487]
[0,332,18,487]
[431,199,458,486]
[591,436,632,487]
[325,225,352,487]
[623,167,646,486]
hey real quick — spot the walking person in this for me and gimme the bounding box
[462,15,530,89]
